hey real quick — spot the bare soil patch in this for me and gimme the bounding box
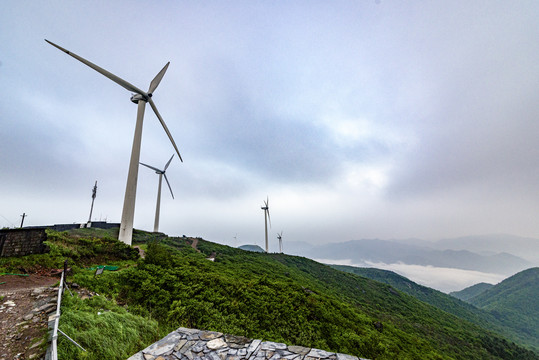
[0,275,59,360]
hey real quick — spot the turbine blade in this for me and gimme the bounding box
[267,209,271,228]
[164,174,174,199]
[148,98,183,162]
[148,62,170,94]
[45,40,147,96]
[140,162,162,173]
[164,154,174,171]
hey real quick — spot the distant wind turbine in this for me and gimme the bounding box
[46,40,183,245]
[261,197,271,252]
[277,231,283,253]
[140,154,175,233]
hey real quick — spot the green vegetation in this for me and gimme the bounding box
[3,229,538,360]
[333,265,538,353]
[57,294,161,359]
[467,268,539,351]
[450,282,494,302]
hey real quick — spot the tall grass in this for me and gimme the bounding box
[57,294,162,360]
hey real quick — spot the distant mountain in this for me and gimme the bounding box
[434,234,539,263]
[238,244,265,253]
[333,265,539,353]
[450,282,494,301]
[288,239,532,275]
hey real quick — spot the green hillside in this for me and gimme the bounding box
[332,265,538,352]
[468,268,539,349]
[1,229,537,360]
[450,282,494,302]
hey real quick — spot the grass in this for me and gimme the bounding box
[57,294,163,360]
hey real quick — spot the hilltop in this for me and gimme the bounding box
[464,267,539,350]
[450,282,494,301]
[0,228,537,360]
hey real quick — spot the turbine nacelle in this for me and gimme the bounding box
[130,93,149,104]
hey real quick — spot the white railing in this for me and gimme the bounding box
[49,269,65,360]
[48,265,85,360]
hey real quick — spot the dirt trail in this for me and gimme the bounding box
[190,238,200,252]
[0,275,59,360]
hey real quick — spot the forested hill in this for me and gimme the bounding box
[127,231,536,359]
[465,267,539,350]
[332,265,538,352]
[1,229,537,360]
[450,282,494,301]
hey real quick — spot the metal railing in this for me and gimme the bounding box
[48,262,86,360]
[49,268,64,359]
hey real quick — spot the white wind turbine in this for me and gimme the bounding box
[140,154,175,233]
[277,231,283,253]
[46,40,183,245]
[261,197,271,253]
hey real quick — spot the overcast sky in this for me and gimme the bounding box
[1,1,538,252]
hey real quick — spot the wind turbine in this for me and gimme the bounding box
[277,231,283,253]
[261,197,271,252]
[46,40,183,245]
[140,154,175,233]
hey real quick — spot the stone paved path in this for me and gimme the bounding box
[127,327,370,360]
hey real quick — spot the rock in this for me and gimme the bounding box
[179,340,196,354]
[31,288,44,295]
[206,338,227,350]
[174,339,187,352]
[3,301,16,307]
[225,334,250,348]
[246,339,262,356]
[261,341,287,351]
[288,346,311,356]
[142,331,181,356]
[200,331,223,340]
[23,314,34,321]
[336,354,359,360]
[35,303,56,314]
[306,349,335,359]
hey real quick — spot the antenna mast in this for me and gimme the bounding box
[88,181,97,223]
[20,213,27,228]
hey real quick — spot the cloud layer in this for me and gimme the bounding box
[1,1,539,249]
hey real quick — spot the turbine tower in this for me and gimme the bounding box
[261,197,271,252]
[46,40,183,245]
[277,231,283,253]
[140,154,175,233]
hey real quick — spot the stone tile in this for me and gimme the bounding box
[180,340,196,354]
[207,338,227,350]
[336,354,359,360]
[175,339,188,352]
[200,331,223,340]
[306,349,335,359]
[225,334,250,348]
[128,327,368,360]
[144,331,183,356]
[261,341,288,351]
[126,353,145,360]
[288,346,311,356]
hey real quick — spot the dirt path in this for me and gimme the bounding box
[190,238,200,252]
[0,275,59,360]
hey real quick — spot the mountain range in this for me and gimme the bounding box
[284,234,538,276]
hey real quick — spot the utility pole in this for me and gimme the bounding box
[20,213,27,228]
[88,181,97,223]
